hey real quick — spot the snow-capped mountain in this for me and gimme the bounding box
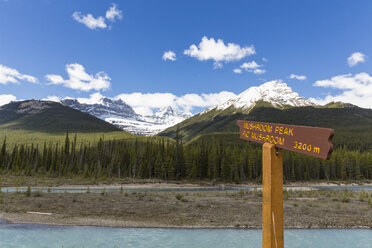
[107,106,192,136]
[61,81,312,136]
[159,81,325,141]
[61,97,192,136]
[145,106,191,124]
[61,98,139,120]
[202,80,314,114]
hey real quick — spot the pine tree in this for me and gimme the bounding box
[0,137,6,169]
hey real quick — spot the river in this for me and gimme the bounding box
[0,224,371,248]
[1,185,372,194]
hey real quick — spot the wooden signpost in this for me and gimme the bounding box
[237,120,334,248]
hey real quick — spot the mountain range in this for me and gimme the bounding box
[61,97,191,136]
[1,80,372,149]
[59,80,316,136]
[159,81,372,147]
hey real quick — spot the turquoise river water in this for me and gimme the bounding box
[0,224,371,248]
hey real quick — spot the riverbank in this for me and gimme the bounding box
[2,181,372,194]
[1,175,371,188]
[1,189,371,229]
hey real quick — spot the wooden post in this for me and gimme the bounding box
[262,143,283,248]
[237,120,334,248]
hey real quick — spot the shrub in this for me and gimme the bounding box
[25,186,31,197]
[34,191,42,197]
[359,191,368,201]
[175,193,185,202]
[283,190,289,200]
[341,194,350,203]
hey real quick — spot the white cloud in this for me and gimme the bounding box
[0,94,17,106]
[213,62,223,69]
[262,57,268,62]
[105,3,122,22]
[72,12,107,29]
[162,51,176,61]
[289,74,306,80]
[176,91,236,113]
[73,4,123,30]
[347,52,366,67]
[43,95,61,102]
[253,69,266,75]
[76,92,104,104]
[116,92,177,115]
[184,36,255,67]
[0,64,37,84]
[233,68,242,74]
[238,61,266,75]
[44,92,105,105]
[241,61,260,69]
[46,63,111,92]
[312,72,372,108]
[116,91,236,115]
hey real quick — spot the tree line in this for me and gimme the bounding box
[0,132,371,182]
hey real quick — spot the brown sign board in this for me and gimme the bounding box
[237,120,334,159]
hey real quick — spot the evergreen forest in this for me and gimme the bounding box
[0,130,371,182]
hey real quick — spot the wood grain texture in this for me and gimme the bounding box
[262,143,283,248]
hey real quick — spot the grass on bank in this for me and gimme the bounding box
[0,189,371,229]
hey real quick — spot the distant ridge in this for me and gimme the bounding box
[0,100,122,133]
[61,96,191,136]
[159,81,372,142]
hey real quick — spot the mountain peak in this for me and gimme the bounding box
[61,98,192,136]
[61,97,138,120]
[260,80,288,88]
[204,80,314,113]
[155,106,175,117]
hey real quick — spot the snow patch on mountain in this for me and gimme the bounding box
[62,97,139,120]
[105,106,192,136]
[61,97,192,136]
[202,80,314,114]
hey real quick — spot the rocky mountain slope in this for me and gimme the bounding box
[159,81,372,143]
[201,80,314,115]
[61,97,191,136]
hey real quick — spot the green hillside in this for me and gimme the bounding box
[0,100,121,133]
[0,100,135,146]
[160,103,372,151]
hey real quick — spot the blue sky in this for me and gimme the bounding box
[1,0,372,114]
